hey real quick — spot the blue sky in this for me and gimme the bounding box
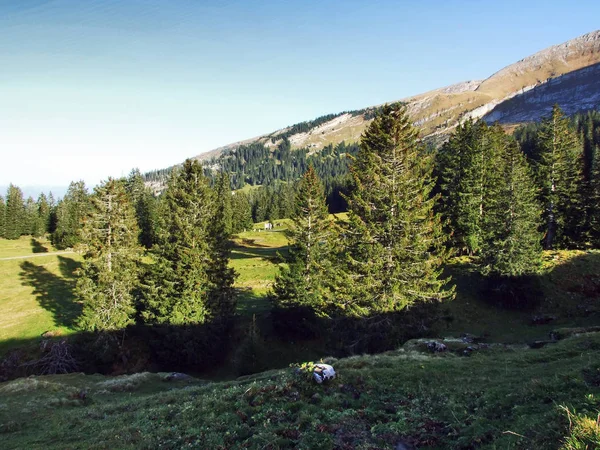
[1,0,599,190]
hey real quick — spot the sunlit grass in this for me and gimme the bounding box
[0,252,81,351]
[0,236,57,258]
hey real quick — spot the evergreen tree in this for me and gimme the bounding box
[125,169,157,249]
[231,192,253,233]
[341,104,454,316]
[0,195,5,238]
[590,146,600,246]
[271,166,337,316]
[480,138,543,276]
[436,120,500,255]
[214,172,233,235]
[4,184,25,240]
[35,193,51,237]
[207,172,237,320]
[76,179,142,331]
[141,159,216,325]
[52,181,90,249]
[535,105,584,249]
[47,192,58,234]
[23,197,37,236]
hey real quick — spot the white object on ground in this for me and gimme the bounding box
[313,364,336,384]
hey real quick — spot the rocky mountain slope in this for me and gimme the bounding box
[194,30,600,162]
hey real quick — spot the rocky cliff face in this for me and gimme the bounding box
[483,62,600,123]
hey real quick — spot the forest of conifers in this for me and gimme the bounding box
[1,105,599,373]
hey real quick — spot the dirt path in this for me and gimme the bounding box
[0,251,75,261]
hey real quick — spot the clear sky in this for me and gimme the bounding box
[1,0,599,190]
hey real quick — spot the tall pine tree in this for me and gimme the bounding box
[480,138,543,276]
[76,179,142,332]
[589,145,600,246]
[535,104,584,249]
[435,120,501,255]
[207,172,237,321]
[4,184,25,240]
[231,192,254,233]
[52,181,90,249]
[271,166,337,316]
[141,159,219,325]
[35,193,51,237]
[125,168,158,249]
[0,195,5,238]
[341,104,454,316]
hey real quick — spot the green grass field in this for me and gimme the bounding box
[1,331,599,449]
[0,237,81,352]
[1,234,599,350]
[1,235,600,448]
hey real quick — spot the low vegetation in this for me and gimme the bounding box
[1,332,600,449]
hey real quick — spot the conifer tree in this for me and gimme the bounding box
[207,172,237,320]
[125,169,157,249]
[480,138,542,276]
[36,193,51,237]
[436,120,500,255]
[342,104,454,316]
[271,166,337,316]
[0,195,5,238]
[76,179,142,331]
[231,192,253,233]
[590,146,600,246]
[4,184,25,240]
[23,197,37,236]
[535,104,584,249]
[47,192,58,234]
[141,159,217,325]
[52,181,90,249]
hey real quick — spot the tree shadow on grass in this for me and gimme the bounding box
[19,256,82,329]
[230,246,288,261]
[30,238,49,253]
[235,288,271,316]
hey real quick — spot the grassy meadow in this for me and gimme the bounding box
[1,232,599,351]
[0,233,600,448]
[0,237,81,352]
[1,331,599,449]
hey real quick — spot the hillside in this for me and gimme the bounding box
[190,30,600,163]
[1,331,599,449]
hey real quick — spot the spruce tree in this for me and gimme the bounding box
[52,181,90,249]
[0,195,5,239]
[47,192,58,234]
[341,104,454,316]
[207,172,237,320]
[480,137,543,276]
[125,168,158,249]
[141,159,216,325]
[271,166,337,316]
[76,179,142,332]
[231,192,254,233]
[23,197,37,236]
[4,184,25,240]
[436,120,500,255]
[535,104,584,249]
[36,193,51,237]
[590,145,600,246]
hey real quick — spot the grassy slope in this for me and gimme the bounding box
[0,237,81,351]
[1,333,599,449]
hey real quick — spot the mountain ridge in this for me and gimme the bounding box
[191,29,600,164]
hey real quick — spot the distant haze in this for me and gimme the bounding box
[0,185,68,201]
